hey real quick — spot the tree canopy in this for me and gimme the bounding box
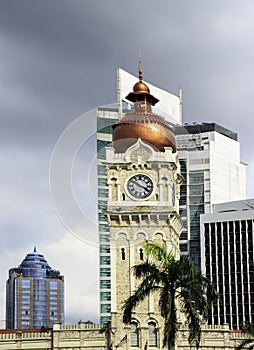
[123,242,217,349]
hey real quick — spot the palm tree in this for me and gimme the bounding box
[123,242,217,350]
[236,323,254,349]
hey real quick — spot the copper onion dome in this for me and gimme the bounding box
[112,62,176,153]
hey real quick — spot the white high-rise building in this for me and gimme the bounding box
[176,123,247,271]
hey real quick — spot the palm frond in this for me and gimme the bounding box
[122,275,160,324]
[144,242,175,268]
[132,261,161,280]
[236,338,254,350]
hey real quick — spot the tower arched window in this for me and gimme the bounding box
[139,248,144,261]
[121,248,126,261]
[111,177,118,201]
[122,193,125,201]
[148,322,158,347]
[130,322,139,347]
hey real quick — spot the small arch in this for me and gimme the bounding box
[115,231,129,241]
[134,231,148,241]
[155,193,159,201]
[152,231,166,242]
[122,193,125,201]
[121,248,126,261]
[139,248,144,261]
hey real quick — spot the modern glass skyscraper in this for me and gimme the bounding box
[6,247,64,329]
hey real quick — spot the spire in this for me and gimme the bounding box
[34,246,37,253]
[125,60,159,105]
[138,60,143,82]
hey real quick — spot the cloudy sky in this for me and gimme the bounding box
[1,1,254,325]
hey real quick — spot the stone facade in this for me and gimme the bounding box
[0,323,252,349]
[104,140,183,348]
[0,323,106,350]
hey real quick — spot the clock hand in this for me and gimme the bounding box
[131,180,150,191]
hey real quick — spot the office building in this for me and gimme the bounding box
[97,67,182,323]
[6,247,64,329]
[201,199,254,329]
[176,123,246,271]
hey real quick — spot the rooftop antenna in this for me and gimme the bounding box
[138,51,143,81]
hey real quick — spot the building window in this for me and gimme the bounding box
[98,165,106,176]
[101,316,110,324]
[22,280,30,288]
[130,322,139,347]
[148,322,158,347]
[101,292,111,301]
[100,268,111,277]
[50,281,58,290]
[100,304,111,313]
[180,243,188,252]
[139,248,144,261]
[98,177,107,186]
[121,248,126,261]
[22,316,30,320]
[180,230,188,240]
[100,234,110,242]
[98,188,109,197]
[100,256,111,265]
[100,280,111,289]
[100,245,110,254]
[99,224,109,232]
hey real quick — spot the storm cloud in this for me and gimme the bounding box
[0,0,253,324]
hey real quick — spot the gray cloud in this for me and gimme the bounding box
[1,0,254,325]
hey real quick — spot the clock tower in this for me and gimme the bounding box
[104,64,183,349]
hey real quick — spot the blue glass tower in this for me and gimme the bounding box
[6,247,64,329]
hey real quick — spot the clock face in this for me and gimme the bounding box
[126,174,154,199]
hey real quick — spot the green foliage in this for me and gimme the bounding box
[123,242,217,350]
